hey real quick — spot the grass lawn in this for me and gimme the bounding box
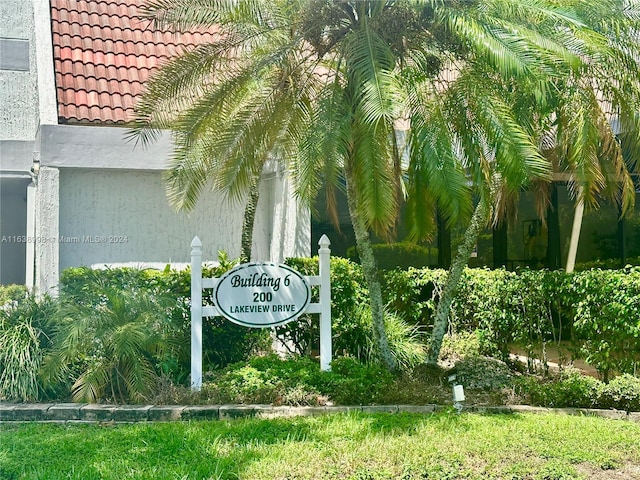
[1,411,639,480]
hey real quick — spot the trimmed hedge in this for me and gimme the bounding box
[281,257,426,369]
[4,257,639,400]
[382,266,640,378]
[514,369,640,412]
[59,262,640,379]
[61,264,271,379]
[0,284,28,306]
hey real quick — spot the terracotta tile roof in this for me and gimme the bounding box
[51,0,220,125]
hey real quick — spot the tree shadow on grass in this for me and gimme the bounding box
[1,418,322,479]
[0,411,532,479]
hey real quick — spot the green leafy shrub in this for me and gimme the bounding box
[575,256,640,271]
[452,268,515,344]
[514,369,601,408]
[277,257,425,370]
[598,374,640,412]
[382,267,448,329]
[60,264,271,381]
[346,242,436,270]
[200,354,327,405]
[439,331,482,363]
[0,294,58,401]
[53,259,640,401]
[514,370,640,411]
[568,268,640,379]
[279,257,369,358]
[202,364,286,404]
[325,356,394,405]
[382,266,640,377]
[45,272,178,403]
[382,267,523,360]
[0,284,28,307]
[554,369,602,408]
[451,356,513,390]
[198,355,393,406]
[383,267,535,361]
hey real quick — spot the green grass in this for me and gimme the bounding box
[1,411,639,479]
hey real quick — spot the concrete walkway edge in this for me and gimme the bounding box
[1,403,638,424]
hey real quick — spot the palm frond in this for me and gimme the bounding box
[349,118,400,236]
[408,93,473,232]
[457,72,551,192]
[139,0,274,32]
[292,71,347,186]
[342,21,404,125]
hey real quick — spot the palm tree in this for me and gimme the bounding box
[408,0,640,364]
[43,271,176,403]
[131,0,640,370]
[131,0,416,369]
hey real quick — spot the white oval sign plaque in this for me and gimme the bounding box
[214,263,311,328]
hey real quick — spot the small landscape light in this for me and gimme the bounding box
[446,371,465,414]
[453,384,465,403]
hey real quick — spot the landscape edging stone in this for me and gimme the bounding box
[0,402,637,423]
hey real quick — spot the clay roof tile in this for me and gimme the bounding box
[51,0,219,124]
[83,62,96,79]
[89,105,102,120]
[92,50,105,65]
[96,77,109,92]
[76,104,90,121]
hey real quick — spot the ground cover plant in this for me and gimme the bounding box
[151,354,640,412]
[2,411,640,480]
[515,370,640,411]
[0,294,57,402]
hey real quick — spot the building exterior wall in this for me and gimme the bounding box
[34,124,310,275]
[0,0,310,289]
[57,168,246,271]
[38,124,174,170]
[0,0,39,141]
[55,167,310,273]
[265,171,312,262]
[0,0,42,285]
[34,166,59,294]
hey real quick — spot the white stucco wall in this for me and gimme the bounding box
[0,0,39,141]
[56,168,311,272]
[34,166,59,294]
[58,169,248,270]
[31,125,311,289]
[263,171,312,261]
[32,0,58,126]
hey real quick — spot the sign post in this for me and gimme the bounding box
[190,236,203,391]
[318,235,332,371]
[190,235,332,391]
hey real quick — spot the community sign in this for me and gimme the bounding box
[214,263,311,328]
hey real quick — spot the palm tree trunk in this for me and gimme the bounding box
[344,170,396,372]
[241,175,260,263]
[425,200,490,365]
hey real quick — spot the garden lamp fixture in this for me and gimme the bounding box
[447,374,465,414]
